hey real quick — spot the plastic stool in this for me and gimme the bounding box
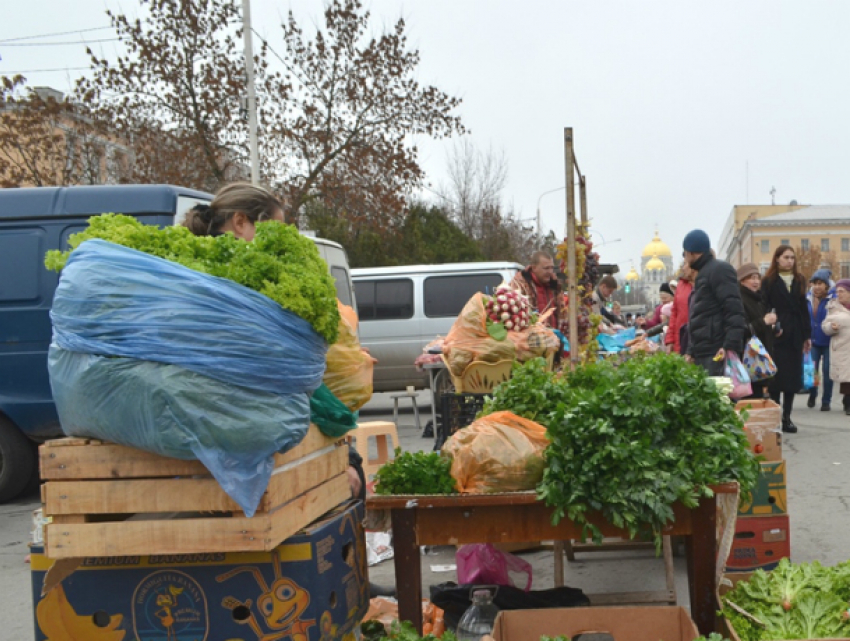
[351,421,400,479]
[389,391,421,431]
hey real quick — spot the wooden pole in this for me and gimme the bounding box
[579,175,587,226]
[564,128,578,368]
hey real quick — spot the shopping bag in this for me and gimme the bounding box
[725,352,752,399]
[741,336,777,382]
[803,351,816,389]
[455,543,533,591]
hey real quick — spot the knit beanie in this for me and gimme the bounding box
[810,268,832,284]
[835,279,850,293]
[682,229,711,253]
[736,263,759,282]
[659,282,674,296]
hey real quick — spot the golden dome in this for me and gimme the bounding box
[625,267,640,281]
[645,254,665,271]
[641,231,672,258]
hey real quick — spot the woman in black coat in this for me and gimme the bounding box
[760,245,812,433]
[737,263,777,400]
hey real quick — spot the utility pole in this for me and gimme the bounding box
[242,0,260,185]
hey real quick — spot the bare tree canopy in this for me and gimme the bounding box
[267,0,465,224]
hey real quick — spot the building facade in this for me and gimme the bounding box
[618,231,677,309]
[728,205,850,279]
[718,203,808,263]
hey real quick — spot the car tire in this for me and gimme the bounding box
[0,416,37,503]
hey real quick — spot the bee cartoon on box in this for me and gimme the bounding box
[216,551,315,641]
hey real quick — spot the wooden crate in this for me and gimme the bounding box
[39,424,351,559]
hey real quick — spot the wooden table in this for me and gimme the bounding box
[366,485,735,635]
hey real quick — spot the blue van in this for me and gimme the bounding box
[0,184,356,502]
[0,185,210,501]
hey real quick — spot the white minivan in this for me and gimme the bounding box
[352,262,522,392]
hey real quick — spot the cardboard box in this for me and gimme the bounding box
[30,501,368,641]
[735,399,782,461]
[738,460,787,517]
[39,424,351,558]
[725,514,790,572]
[492,606,700,641]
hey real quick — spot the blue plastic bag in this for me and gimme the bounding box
[597,327,636,353]
[48,240,328,517]
[803,351,815,390]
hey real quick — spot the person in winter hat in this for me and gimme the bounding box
[641,282,675,330]
[737,262,777,400]
[682,230,747,376]
[807,268,835,411]
[822,279,850,414]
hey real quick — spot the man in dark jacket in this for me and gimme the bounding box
[682,229,747,375]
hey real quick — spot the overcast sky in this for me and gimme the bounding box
[4,1,850,272]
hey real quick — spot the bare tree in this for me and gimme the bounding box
[795,244,837,282]
[265,0,465,226]
[0,76,107,187]
[437,139,508,238]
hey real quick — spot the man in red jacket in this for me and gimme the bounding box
[666,264,695,354]
[510,251,564,328]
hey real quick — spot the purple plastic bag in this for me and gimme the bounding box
[455,543,533,591]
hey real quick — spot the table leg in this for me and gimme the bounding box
[687,494,718,635]
[390,508,423,633]
[428,369,438,442]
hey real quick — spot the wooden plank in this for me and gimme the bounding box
[265,473,351,550]
[40,424,338,481]
[43,444,347,516]
[265,446,348,511]
[44,474,350,558]
[42,478,241,515]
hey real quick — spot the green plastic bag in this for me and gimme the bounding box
[310,383,359,437]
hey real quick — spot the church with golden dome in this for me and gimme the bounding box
[622,231,676,308]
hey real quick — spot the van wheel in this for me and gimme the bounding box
[0,416,36,503]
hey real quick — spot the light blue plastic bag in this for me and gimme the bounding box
[597,327,637,353]
[48,240,328,517]
[803,351,815,390]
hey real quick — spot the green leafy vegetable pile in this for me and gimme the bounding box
[44,214,340,343]
[374,449,458,495]
[360,620,458,640]
[722,558,850,640]
[483,355,759,547]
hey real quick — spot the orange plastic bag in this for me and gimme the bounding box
[323,301,374,411]
[442,410,549,493]
[442,293,558,378]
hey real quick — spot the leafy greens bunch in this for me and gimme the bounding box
[483,355,759,548]
[374,449,458,495]
[722,558,850,640]
[44,214,340,343]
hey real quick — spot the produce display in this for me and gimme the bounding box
[482,355,760,548]
[374,449,458,495]
[556,223,599,358]
[484,284,533,332]
[361,620,457,640]
[722,558,850,640]
[45,213,340,343]
[442,292,559,378]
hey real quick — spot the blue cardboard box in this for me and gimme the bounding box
[30,501,368,641]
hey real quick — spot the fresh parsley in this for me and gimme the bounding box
[374,449,458,495]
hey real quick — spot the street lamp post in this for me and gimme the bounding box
[536,186,566,237]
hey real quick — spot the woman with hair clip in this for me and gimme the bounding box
[184,182,367,503]
[761,245,812,433]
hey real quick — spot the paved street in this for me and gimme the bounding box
[2,391,849,639]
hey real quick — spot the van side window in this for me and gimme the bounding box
[331,266,353,307]
[424,273,504,318]
[0,229,44,303]
[354,279,413,320]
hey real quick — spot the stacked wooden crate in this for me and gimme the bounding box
[39,424,351,559]
[726,399,790,574]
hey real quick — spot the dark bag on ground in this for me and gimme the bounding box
[429,581,590,630]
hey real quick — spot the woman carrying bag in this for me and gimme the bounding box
[822,279,850,415]
[760,245,812,433]
[737,263,776,399]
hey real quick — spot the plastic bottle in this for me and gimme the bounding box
[456,589,499,641]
